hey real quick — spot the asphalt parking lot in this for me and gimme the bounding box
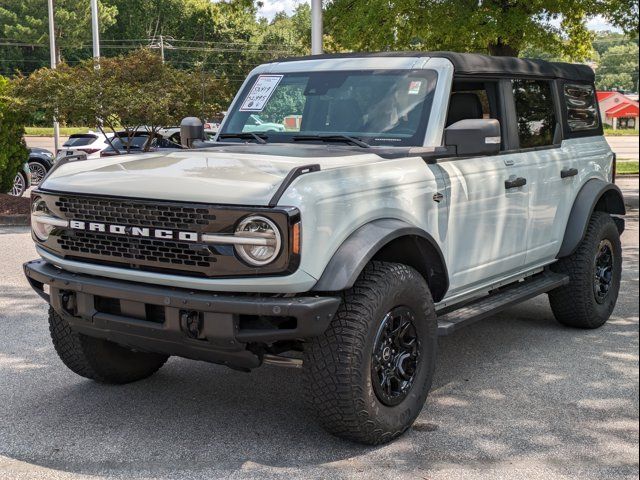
[1,210,638,479]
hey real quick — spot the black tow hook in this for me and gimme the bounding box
[59,291,77,316]
[180,310,203,339]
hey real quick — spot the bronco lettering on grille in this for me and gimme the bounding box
[69,220,199,242]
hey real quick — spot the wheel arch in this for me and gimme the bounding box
[28,155,52,166]
[311,218,449,302]
[558,178,626,258]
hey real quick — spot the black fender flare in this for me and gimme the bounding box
[312,218,449,300]
[558,178,626,258]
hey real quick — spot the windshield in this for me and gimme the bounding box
[221,69,438,147]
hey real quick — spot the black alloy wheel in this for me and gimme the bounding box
[371,306,420,406]
[593,239,614,304]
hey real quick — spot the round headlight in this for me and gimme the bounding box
[31,197,62,241]
[234,216,281,266]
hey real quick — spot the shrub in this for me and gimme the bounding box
[0,76,28,193]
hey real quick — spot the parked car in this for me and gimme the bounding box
[27,147,54,186]
[8,162,31,196]
[55,132,113,162]
[24,52,625,446]
[99,131,182,157]
[241,114,285,133]
[158,126,217,145]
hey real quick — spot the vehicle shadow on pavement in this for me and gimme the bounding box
[0,219,637,479]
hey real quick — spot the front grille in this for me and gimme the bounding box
[55,195,217,230]
[59,231,213,269]
[39,193,297,278]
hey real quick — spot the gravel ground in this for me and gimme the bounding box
[0,211,637,480]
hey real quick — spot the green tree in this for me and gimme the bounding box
[325,0,640,58]
[15,49,232,151]
[0,0,117,64]
[0,76,28,193]
[596,43,639,91]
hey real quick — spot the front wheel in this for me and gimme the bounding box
[28,160,49,185]
[549,211,622,328]
[49,308,169,384]
[303,262,437,445]
[9,171,27,197]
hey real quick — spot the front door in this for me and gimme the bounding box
[438,152,529,295]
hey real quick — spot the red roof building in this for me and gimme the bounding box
[597,91,639,130]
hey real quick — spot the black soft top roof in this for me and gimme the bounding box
[274,51,595,83]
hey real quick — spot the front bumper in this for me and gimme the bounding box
[24,260,340,370]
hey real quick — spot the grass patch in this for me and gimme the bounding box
[604,127,638,136]
[24,126,91,136]
[618,160,639,175]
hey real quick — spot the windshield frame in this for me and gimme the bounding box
[219,68,439,148]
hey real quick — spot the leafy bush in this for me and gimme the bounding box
[0,76,28,193]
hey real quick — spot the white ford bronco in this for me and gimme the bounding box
[24,52,625,445]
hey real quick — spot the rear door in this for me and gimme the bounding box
[509,79,577,266]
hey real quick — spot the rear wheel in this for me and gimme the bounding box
[549,211,622,328]
[303,262,437,445]
[49,307,169,384]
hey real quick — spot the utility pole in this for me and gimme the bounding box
[90,0,100,62]
[149,35,172,63]
[311,0,323,55]
[47,0,60,154]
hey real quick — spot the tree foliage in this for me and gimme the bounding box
[14,49,232,150]
[325,0,640,58]
[0,76,28,193]
[596,42,639,91]
[0,0,117,63]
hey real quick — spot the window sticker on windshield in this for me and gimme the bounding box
[408,80,422,95]
[239,75,283,112]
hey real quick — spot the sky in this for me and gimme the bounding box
[257,0,308,20]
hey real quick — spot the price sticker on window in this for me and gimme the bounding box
[239,75,283,112]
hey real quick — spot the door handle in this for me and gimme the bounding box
[505,177,527,189]
[561,167,578,179]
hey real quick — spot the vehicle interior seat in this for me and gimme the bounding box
[327,99,364,131]
[446,92,483,126]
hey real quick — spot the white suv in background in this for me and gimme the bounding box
[55,132,113,161]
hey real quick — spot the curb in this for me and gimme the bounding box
[0,214,30,226]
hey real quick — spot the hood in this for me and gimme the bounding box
[41,144,391,206]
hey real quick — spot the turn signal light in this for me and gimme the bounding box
[292,222,301,255]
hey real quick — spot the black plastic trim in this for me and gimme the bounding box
[24,260,341,368]
[268,164,320,207]
[558,179,626,258]
[312,218,449,300]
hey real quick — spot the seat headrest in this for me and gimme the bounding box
[446,92,483,127]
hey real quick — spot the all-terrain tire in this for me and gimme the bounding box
[549,211,622,329]
[49,307,169,384]
[303,261,438,445]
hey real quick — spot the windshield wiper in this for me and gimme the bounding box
[218,132,268,144]
[293,134,370,148]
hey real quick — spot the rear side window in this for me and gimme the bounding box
[512,79,557,148]
[563,83,599,132]
[63,134,98,147]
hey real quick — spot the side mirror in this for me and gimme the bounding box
[444,119,501,156]
[180,117,205,148]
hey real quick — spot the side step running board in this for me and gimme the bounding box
[437,271,569,336]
